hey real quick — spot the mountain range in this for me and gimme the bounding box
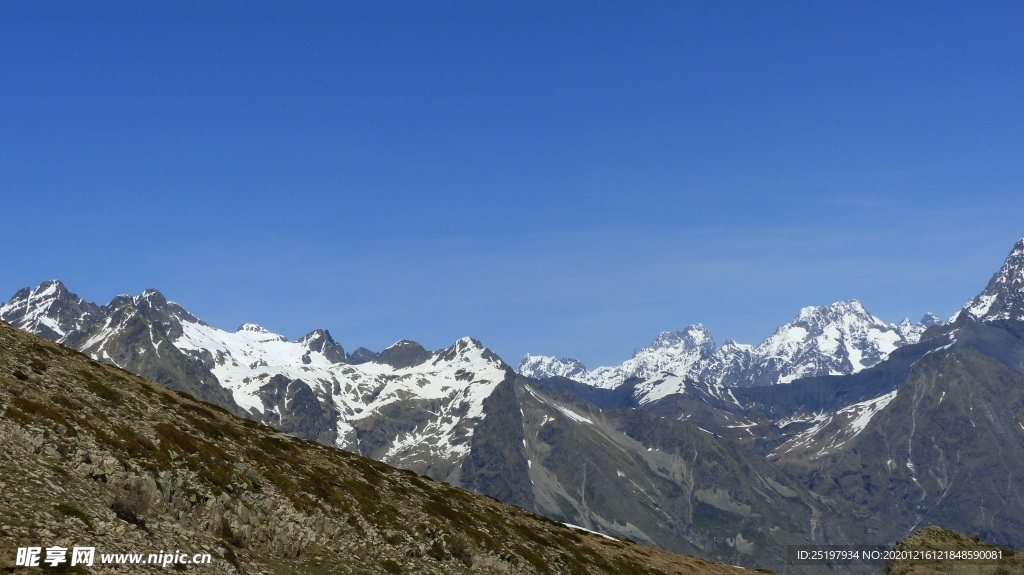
[5,237,1024,570]
[0,319,744,575]
[518,301,941,390]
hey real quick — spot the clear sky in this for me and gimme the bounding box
[2,2,1023,368]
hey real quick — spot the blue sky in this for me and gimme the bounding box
[2,2,1023,368]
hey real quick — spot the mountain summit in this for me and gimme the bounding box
[953,237,1024,323]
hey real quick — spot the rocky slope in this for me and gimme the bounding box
[0,320,752,575]
[888,526,1023,575]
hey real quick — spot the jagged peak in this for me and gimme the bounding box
[33,279,69,295]
[797,299,868,320]
[639,324,716,356]
[435,336,506,368]
[955,237,1024,323]
[237,323,270,334]
[720,339,753,352]
[107,294,136,308]
[233,323,287,343]
[299,328,333,344]
[133,288,168,307]
[517,353,588,372]
[993,237,1024,284]
[347,346,378,365]
[10,280,73,305]
[454,336,484,350]
[298,328,347,363]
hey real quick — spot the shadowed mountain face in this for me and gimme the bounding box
[0,321,754,575]
[771,321,1024,549]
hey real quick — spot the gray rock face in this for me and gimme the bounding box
[347,347,379,364]
[258,374,339,444]
[298,329,348,364]
[459,373,533,510]
[373,340,433,369]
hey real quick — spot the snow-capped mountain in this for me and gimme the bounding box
[952,237,1024,323]
[521,325,719,389]
[0,280,102,341]
[0,281,511,481]
[743,300,924,386]
[519,300,939,389]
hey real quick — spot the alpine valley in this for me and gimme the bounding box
[5,238,1024,572]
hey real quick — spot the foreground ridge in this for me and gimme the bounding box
[0,320,751,575]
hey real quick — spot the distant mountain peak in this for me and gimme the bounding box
[436,336,507,368]
[520,300,923,389]
[237,322,272,334]
[133,288,170,308]
[0,280,100,341]
[374,339,432,369]
[646,325,716,354]
[517,354,589,381]
[298,328,347,363]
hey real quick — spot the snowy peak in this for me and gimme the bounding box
[519,323,721,389]
[233,323,287,342]
[795,300,873,325]
[644,324,716,355]
[435,336,507,369]
[0,280,101,341]
[133,288,167,307]
[894,313,942,342]
[237,322,271,334]
[955,238,1024,323]
[298,329,347,363]
[745,300,909,385]
[1,280,518,482]
[517,354,588,381]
